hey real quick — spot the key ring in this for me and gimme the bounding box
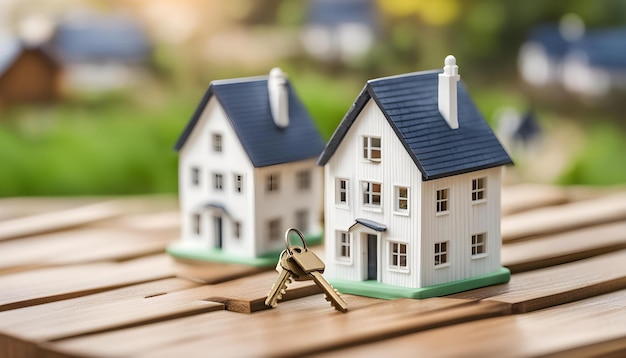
[285,227,307,255]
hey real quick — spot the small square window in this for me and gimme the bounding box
[434,241,449,266]
[395,186,409,212]
[234,174,243,193]
[192,214,201,235]
[268,219,281,240]
[267,174,280,192]
[436,188,449,213]
[471,233,487,256]
[472,178,486,202]
[295,210,308,232]
[191,167,200,186]
[234,222,241,239]
[363,181,382,207]
[212,133,222,152]
[363,136,381,162]
[297,170,311,190]
[337,231,351,259]
[336,178,349,205]
[213,173,223,190]
[390,242,408,269]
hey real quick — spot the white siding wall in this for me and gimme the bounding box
[324,100,423,288]
[178,97,256,257]
[420,167,502,286]
[253,159,323,257]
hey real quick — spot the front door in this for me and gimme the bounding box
[213,216,223,249]
[366,234,377,280]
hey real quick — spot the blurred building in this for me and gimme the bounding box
[519,14,626,97]
[49,12,152,92]
[0,36,61,106]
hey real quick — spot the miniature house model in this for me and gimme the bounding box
[169,68,325,266]
[318,56,513,299]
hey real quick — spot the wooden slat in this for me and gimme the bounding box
[502,221,626,273]
[321,290,626,358]
[0,228,173,274]
[0,201,125,241]
[0,197,102,221]
[450,250,626,313]
[43,296,500,358]
[0,254,176,312]
[171,259,269,285]
[501,184,568,215]
[0,279,220,357]
[501,192,626,241]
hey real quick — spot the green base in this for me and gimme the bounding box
[167,232,323,268]
[330,267,511,300]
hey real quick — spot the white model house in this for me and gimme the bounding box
[318,56,513,299]
[169,68,325,265]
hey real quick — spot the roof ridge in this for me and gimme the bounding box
[212,75,269,86]
[367,69,441,84]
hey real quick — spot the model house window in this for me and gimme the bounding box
[436,188,449,213]
[390,242,408,269]
[337,231,351,259]
[295,210,308,232]
[363,136,381,162]
[336,178,349,205]
[234,174,243,193]
[296,170,311,190]
[234,222,241,239]
[192,214,201,235]
[268,219,281,240]
[212,133,222,152]
[434,241,449,266]
[471,233,486,256]
[213,173,223,190]
[395,186,409,212]
[472,178,486,202]
[362,181,382,207]
[191,167,200,186]
[267,174,280,192]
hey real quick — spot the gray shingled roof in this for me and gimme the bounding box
[318,70,513,180]
[175,77,325,168]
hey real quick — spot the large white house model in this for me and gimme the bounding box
[318,56,513,299]
[168,68,325,266]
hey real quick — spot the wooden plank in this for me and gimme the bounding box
[0,254,176,312]
[502,221,626,273]
[140,299,509,358]
[43,296,497,358]
[501,192,626,241]
[320,290,626,358]
[501,184,568,215]
[0,278,221,358]
[0,228,173,274]
[0,201,125,241]
[450,250,626,313]
[0,197,102,221]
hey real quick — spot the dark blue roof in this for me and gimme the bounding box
[351,218,387,232]
[318,70,513,180]
[52,15,150,63]
[528,25,570,58]
[175,77,325,168]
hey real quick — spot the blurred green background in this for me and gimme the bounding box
[1,0,625,197]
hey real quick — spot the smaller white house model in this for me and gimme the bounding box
[318,56,513,299]
[169,68,325,266]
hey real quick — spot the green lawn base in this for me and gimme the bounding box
[330,267,511,300]
[167,232,323,268]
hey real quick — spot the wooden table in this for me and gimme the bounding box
[1,184,625,357]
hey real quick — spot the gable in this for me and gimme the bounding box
[176,77,325,168]
[318,70,512,180]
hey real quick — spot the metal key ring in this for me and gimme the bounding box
[285,227,307,255]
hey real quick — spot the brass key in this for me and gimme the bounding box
[286,228,348,313]
[264,249,295,307]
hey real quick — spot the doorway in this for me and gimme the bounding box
[366,233,377,280]
[213,216,223,249]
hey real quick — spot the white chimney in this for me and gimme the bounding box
[438,55,460,129]
[268,67,289,129]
